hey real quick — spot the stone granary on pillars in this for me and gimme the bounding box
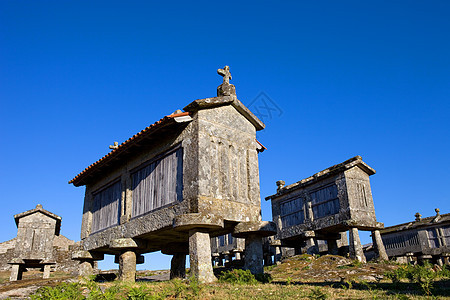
[9,204,62,281]
[210,234,245,267]
[265,156,388,263]
[380,209,450,265]
[69,66,276,283]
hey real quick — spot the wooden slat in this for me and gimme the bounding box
[131,148,183,218]
[92,181,121,233]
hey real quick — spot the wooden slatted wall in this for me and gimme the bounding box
[131,147,183,218]
[280,197,304,228]
[91,181,122,233]
[310,184,339,219]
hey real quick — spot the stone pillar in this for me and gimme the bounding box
[9,264,23,281]
[78,260,95,276]
[437,257,444,267]
[327,239,339,255]
[43,265,51,279]
[170,253,186,279]
[217,256,224,266]
[371,230,388,261]
[443,255,450,266]
[264,253,273,266]
[306,238,319,255]
[235,252,242,260]
[189,230,216,283]
[338,231,349,247]
[224,253,231,264]
[349,228,366,263]
[275,246,282,263]
[118,251,136,282]
[244,234,264,274]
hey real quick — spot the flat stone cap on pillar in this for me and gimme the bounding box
[233,221,277,238]
[72,250,104,261]
[110,238,146,250]
[173,213,224,231]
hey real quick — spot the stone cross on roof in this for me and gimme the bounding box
[217,66,232,85]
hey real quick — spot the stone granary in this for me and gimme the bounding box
[265,156,388,263]
[210,234,245,267]
[8,204,62,281]
[69,66,276,283]
[211,234,284,267]
[380,209,450,265]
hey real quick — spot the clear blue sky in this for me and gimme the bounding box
[1,1,449,270]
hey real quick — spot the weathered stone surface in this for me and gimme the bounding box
[78,260,94,277]
[110,238,145,249]
[233,221,277,238]
[266,156,386,259]
[371,230,388,261]
[243,234,264,274]
[173,213,224,231]
[170,253,186,279]
[118,251,136,282]
[7,205,69,281]
[189,230,216,283]
[349,228,366,263]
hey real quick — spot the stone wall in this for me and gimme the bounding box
[0,235,79,273]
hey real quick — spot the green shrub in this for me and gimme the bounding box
[218,269,258,285]
[255,272,273,283]
[30,283,84,300]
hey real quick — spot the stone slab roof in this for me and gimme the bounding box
[14,204,62,235]
[381,211,450,234]
[265,156,375,200]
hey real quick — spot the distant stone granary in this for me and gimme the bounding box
[380,209,450,265]
[265,156,388,263]
[8,205,62,281]
[210,234,245,267]
[69,66,276,282]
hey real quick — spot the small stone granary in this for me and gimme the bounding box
[8,204,62,281]
[265,156,388,263]
[380,209,450,265]
[69,66,276,282]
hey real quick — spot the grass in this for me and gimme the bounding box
[27,277,450,299]
[4,256,450,299]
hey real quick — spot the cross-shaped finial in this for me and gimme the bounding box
[415,212,422,221]
[217,65,232,85]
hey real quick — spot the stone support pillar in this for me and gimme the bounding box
[244,234,264,274]
[72,250,103,277]
[189,230,216,283]
[263,253,272,266]
[371,230,388,261]
[118,250,136,282]
[275,246,282,263]
[306,238,319,255]
[349,227,366,263]
[9,264,24,281]
[79,260,95,276]
[170,253,187,279]
[43,265,51,279]
[224,253,231,264]
[327,239,339,255]
[234,252,242,260]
